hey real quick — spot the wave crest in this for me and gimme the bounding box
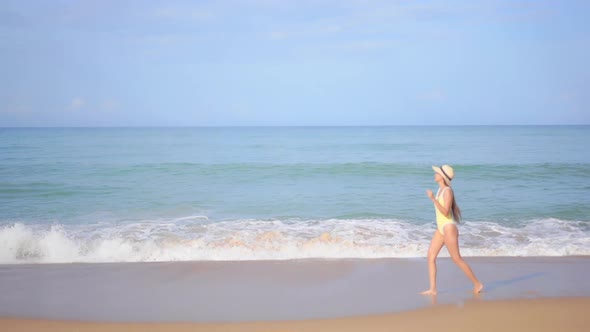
[0,217,588,264]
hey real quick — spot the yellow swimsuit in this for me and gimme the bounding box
[435,187,457,235]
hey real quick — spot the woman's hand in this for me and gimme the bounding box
[426,189,434,200]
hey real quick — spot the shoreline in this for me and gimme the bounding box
[2,297,589,332]
[4,254,590,263]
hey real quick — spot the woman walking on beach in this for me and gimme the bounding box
[421,165,483,295]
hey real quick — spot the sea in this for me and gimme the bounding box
[1,126,589,263]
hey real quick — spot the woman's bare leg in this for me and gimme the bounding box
[420,230,445,295]
[443,224,484,293]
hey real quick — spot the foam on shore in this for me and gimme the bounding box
[1,217,588,263]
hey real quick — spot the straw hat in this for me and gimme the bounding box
[432,165,454,186]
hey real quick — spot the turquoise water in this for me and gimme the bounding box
[1,126,589,262]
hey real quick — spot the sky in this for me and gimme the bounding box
[1,0,589,126]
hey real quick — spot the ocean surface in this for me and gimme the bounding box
[1,126,589,263]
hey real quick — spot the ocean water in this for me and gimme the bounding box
[1,126,589,263]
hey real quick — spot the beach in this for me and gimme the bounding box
[1,127,589,330]
[1,257,589,331]
[3,0,590,328]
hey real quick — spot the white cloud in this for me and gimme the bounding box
[321,24,342,33]
[270,31,288,40]
[1,97,31,113]
[558,91,577,103]
[190,9,214,21]
[152,6,214,22]
[328,39,397,51]
[418,89,447,102]
[69,97,85,111]
[230,102,251,116]
[0,105,30,114]
[101,99,119,112]
[153,7,177,19]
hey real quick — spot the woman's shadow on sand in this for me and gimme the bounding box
[482,271,545,292]
[426,272,546,306]
[438,271,546,295]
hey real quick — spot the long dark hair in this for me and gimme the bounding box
[451,194,462,223]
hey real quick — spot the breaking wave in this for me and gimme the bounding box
[0,217,588,264]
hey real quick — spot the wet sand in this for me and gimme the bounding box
[0,257,589,330]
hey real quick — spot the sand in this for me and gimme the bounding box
[1,257,589,331]
[2,297,589,331]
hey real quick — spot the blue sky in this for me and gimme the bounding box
[1,0,589,126]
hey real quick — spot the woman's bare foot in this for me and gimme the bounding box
[473,283,484,294]
[420,289,437,295]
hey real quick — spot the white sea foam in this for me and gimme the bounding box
[0,217,588,264]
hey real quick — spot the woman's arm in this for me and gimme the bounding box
[428,188,453,217]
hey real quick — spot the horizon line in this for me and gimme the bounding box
[1,124,589,129]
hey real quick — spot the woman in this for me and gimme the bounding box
[420,165,483,295]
